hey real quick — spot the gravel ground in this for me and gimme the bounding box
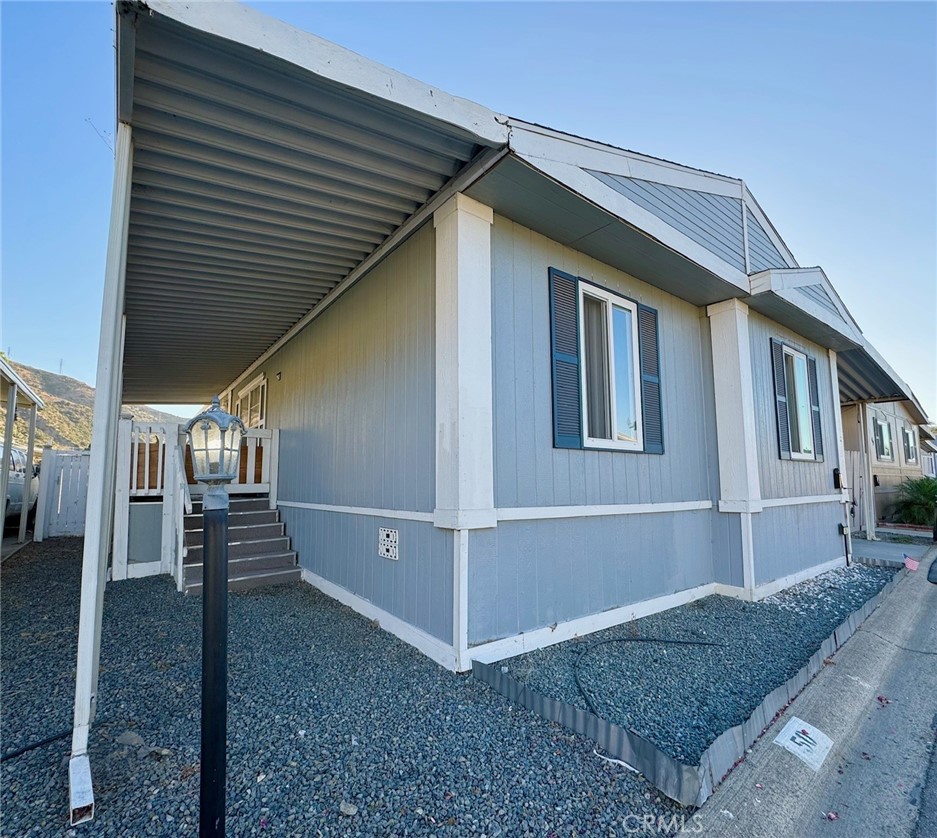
[503,565,896,766]
[2,539,690,836]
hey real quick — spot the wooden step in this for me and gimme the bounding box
[185,508,279,531]
[189,496,270,514]
[184,565,301,595]
[183,551,297,587]
[184,536,291,564]
[184,522,285,547]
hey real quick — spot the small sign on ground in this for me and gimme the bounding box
[773,716,833,771]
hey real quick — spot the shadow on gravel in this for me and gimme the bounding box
[2,539,691,836]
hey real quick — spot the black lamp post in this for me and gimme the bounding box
[184,397,245,838]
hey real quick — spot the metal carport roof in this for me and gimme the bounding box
[117,0,508,402]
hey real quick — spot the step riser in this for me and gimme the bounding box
[184,553,297,585]
[185,567,301,595]
[185,537,291,563]
[185,523,285,547]
[185,510,279,530]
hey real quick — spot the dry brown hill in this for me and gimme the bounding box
[3,360,186,453]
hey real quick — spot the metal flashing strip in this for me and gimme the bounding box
[474,570,903,809]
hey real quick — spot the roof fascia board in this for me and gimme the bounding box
[0,358,44,409]
[517,151,750,292]
[508,120,743,198]
[750,267,862,336]
[857,340,928,423]
[772,287,862,345]
[221,145,510,399]
[742,185,799,268]
[140,0,510,147]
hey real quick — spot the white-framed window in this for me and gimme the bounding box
[873,415,893,460]
[578,283,643,451]
[235,374,266,429]
[781,345,814,460]
[902,425,917,463]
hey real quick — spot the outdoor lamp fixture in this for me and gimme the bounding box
[184,397,245,838]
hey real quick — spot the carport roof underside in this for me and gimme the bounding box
[115,1,927,422]
[118,0,507,403]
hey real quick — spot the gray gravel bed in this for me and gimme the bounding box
[2,540,687,836]
[502,565,896,766]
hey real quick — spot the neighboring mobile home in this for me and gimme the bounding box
[67,0,929,822]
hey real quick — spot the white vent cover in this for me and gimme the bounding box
[378,527,398,560]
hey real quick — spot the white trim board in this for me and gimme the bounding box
[497,500,712,522]
[468,582,716,665]
[125,561,165,580]
[278,500,434,523]
[300,569,457,671]
[719,493,846,513]
[714,556,846,602]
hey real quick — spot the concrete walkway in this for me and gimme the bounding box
[851,537,929,565]
[698,547,937,838]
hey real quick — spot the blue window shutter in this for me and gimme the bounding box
[549,269,582,449]
[637,304,663,455]
[807,356,824,462]
[771,338,792,460]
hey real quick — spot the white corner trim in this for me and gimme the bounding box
[496,500,713,522]
[300,568,458,671]
[467,582,716,665]
[706,298,749,317]
[742,186,799,269]
[278,500,434,523]
[751,556,847,600]
[453,530,469,671]
[740,511,756,596]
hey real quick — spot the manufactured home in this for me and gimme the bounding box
[68,0,929,821]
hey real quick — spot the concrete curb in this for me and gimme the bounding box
[474,570,905,809]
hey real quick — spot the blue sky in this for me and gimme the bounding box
[2,1,935,418]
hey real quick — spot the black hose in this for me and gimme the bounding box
[573,636,725,716]
[1,729,71,763]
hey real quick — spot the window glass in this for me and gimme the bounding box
[580,286,642,450]
[612,306,638,443]
[879,420,892,459]
[237,378,266,429]
[783,348,813,457]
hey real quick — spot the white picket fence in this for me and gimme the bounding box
[34,448,91,540]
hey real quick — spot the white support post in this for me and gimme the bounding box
[861,402,878,540]
[111,416,133,580]
[17,404,38,543]
[828,351,852,560]
[70,121,133,826]
[433,193,496,531]
[707,299,761,598]
[33,446,54,542]
[160,436,176,573]
[268,429,280,510]
[0,384,17,524]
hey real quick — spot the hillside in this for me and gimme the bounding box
[3,361,187,452]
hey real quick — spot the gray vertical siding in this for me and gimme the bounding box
[258,221,435,512]
[745,209,789,272]
[587,172,746,272]
[468,511,713,645]
[711,513,744,587]
[250,223,446,639]
[280,507,453,643]
[491,215,714,509]
[752,503,845,586]
[748,311,839,499]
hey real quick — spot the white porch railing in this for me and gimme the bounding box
[111,419,279,585]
